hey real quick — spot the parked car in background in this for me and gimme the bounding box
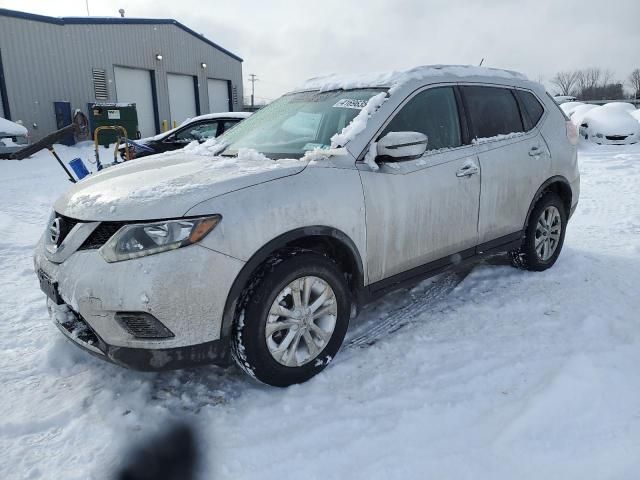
[570,104,598,127]
[0,117,29,159]
[600,102,637,113]
[554,95,577,104]
[560,101,584,117]
[578,106,640,145]
[119,112,251,160]
[36,65,579,387]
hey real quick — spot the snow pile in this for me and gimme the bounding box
[330,92,388,147]
[0,117,28,137]
[299,64,527,94]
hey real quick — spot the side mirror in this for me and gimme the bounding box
[377,131,428,160]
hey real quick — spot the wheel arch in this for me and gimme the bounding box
[220,226,365,342]
[524,176,573,229]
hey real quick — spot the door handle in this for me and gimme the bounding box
[529,146,542,157]
[456,162,479,177]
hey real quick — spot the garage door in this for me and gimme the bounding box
[208,79,231,113]
[114,66,156,137]
[167,74,197,126]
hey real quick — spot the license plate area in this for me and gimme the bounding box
[38,269,63,305]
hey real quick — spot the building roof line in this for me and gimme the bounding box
[0,8,243,62]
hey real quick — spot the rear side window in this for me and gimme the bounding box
[462,86,524,139]
[515,90,544,129]
[381,86,462,150]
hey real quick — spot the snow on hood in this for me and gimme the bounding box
[298,65,527,93]
[0,117,28,137]
[54,149,307,221]
[583,107,640,136]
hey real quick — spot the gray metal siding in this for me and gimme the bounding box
[0,16,243,140]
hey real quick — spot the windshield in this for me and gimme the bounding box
[217,88,384,159]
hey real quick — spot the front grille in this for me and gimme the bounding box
[115,312,175,339]
[55,213,81,246]
[606,135,628,141]
[79,222,125,250]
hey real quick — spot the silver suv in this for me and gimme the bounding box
[35,65,579,387]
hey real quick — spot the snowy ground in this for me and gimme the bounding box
[1,141,639,479]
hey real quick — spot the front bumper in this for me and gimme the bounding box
[50,301,230,370]
[35,237,245,368]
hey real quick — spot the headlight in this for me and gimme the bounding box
[595,133,604,138]
[100,215,221,263]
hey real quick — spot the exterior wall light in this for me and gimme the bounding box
[155,53,163,61]
[201,63,207,69]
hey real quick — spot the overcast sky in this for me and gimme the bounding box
[3,0,639,101]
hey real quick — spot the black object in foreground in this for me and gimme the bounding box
[116,422,199,480]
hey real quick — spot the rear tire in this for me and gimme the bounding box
[510,192,567,271]
[231,251,350,387]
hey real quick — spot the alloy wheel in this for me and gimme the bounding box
[535,205,562,261]
[265,276,337,367]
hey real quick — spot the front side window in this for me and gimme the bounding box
[515,90,544,130]
[381,87,462,151]
[174,122,219,142]
[463,86,524,139]
[217,89,383,159]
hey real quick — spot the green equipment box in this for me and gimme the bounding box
[89,103,140,146]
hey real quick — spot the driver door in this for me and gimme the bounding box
[358,86,481,284]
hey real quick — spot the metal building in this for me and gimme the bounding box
[0,8,244,140]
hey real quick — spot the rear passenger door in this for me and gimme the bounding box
[461,85,551,246]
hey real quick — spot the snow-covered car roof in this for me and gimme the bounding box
[146,112,252,141]
[0,117,28,137]
[560,102,584,116]
[571,104,598,126]
[295,64,531,94]
[582,107,640,136]
[601,102,637,113]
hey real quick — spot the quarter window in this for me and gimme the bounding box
[381,87,462,151]
[462,86,524,139]
[515,90,544,130]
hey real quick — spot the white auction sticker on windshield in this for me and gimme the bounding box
[333,99,368,109]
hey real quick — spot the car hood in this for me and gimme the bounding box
[54,151,308,221]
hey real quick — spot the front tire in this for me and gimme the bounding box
[231,251,350,387]
[510,192,567,271]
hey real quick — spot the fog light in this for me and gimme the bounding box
[115,312,174,339]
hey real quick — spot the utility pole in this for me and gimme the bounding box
[85,0,90,15]
[248,74,258,107]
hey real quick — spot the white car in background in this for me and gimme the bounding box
[578,106,640,145]
[0,117,29,158]
[570,104,598,126]
[560,101,584,117]
[554,95,577,104]
[601,102,637,113]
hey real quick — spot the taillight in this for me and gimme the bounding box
[566,121,578,145]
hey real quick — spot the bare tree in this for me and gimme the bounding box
[629,69,640,99]
[576,67,601,92]
[551,70,580,96]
